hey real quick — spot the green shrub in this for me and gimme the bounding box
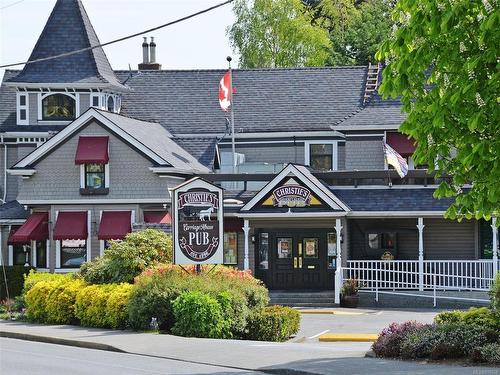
[491,272,500,313]
[172,291,230,338]
[0,266,35,300]
[44,278,86,324]
[245,306,301,342]
[75,283,133,329]
[435,307,500,331]
[80,229,172,284]
[478,343,500,364]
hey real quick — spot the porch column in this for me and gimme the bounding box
[492,217,498,276]
[334,218,343,304]
[243,219,250,271]
[417,217,425,291]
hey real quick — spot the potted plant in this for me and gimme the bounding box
[340,278,359,308]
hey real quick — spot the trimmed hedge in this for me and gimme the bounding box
[245,306,301,342]
[0,266,35,300]
[434,307,500,331]
[491,272,500,313]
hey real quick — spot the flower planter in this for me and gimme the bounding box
[341,295,359,308]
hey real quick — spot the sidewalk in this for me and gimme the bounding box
[1,321,496,374]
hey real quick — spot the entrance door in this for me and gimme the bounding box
[267,230,333,290]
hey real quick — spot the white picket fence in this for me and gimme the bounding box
[343,259,498,292]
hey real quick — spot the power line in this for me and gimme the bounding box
[0,0,26,10]
[0,0,234,69]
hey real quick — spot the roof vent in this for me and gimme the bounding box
[138,37,162,70]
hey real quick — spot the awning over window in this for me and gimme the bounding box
[98,211,132,240]
[143,211,171,224]
[53,212,88,240]
[386,132,416,157]
[9,212,48,243]
[75,136,109,164]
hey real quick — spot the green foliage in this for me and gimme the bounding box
[75,283,133,329]
[172,291,231,339]
[478,343,500,364]
[245,305,301,342]
[128,265,269,336]
[434,307,500,331]
[0,266,35,300]
[340,278,359,296]
[490,272,500,313]
[80,229,172,284]
[377,0,500,219]
[228,0,331,68]
[372,321,423,357]
[23,270,70,295]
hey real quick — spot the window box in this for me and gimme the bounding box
[79,187,109,195]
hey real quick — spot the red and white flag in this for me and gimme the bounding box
[219,71,231,112]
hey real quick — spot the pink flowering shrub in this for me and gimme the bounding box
[372,321,424,357]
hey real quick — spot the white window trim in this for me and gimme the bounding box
[8,245,13,266]
[80,163,109,189]
[38,92,80,121]
[31,240,36,267]
[304,140,338,171]
[55,211,91,269]
[90,93,103,109]
[31,239,50,270]
[16,92,29,125]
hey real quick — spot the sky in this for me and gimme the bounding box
[0,0,237,80]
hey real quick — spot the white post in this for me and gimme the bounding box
[492,217,498,276]
[243,219,250,271]
[334,218,343,304]
[417,217,425,291]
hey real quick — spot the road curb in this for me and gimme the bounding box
[0,330,125,353]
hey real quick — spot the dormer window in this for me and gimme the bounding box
[42,94,75,120]
[107,96,115,112]
[75,136,110,195]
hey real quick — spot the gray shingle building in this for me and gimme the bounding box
[1,0,497,297]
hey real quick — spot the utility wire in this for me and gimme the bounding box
[0,0,234,69]
[0,0,26,10]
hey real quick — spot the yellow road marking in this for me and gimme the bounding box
[318,333,379,342]
[299,309,365,315]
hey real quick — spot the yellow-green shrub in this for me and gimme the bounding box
[25,281,54,322]
[75,283,133,329]
[45,278,86,324]
[23,271,70,294]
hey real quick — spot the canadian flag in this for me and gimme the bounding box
[219,71,231,112]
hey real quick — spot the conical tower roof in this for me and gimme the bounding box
[8,0,126,90]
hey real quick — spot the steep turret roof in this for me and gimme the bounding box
[7,0,126,90]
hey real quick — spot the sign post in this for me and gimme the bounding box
[172,178,224,267]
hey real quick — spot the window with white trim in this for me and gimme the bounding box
[17,92,29,125]
[80,163,110,190]
[61,239,87,268]
[304,141,338,171]
[41,93,76,121]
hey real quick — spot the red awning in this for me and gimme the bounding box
[53,212,88,240]
[98,211,132,240]
[75,136,109,164]
[8,226,28,245]
[144,211,171,224]
[386,132,416,156]
[9,212,49,243]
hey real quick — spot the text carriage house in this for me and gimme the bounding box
[0,0,498,303]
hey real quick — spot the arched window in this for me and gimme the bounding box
[107,96,115,112]
[42,94,75,120]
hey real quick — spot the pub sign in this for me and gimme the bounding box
[172,177,224,264]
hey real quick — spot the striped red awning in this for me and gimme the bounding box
[143,211,171,224]
[9,212,48,243]
[386,132,416,157]
[98,211,132,240]
[53,212,88,240]
[75,136,109,164]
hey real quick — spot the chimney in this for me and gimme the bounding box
[138,36,162,70]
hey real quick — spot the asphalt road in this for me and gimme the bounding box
[0,338,261,375]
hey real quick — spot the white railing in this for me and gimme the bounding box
[343,259,497,292]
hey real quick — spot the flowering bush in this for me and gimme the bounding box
[372,321,423,357]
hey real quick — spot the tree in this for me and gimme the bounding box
[376,0,499,220]
[228,0,331,68]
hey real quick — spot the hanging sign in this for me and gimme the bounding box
[172,178,224,264]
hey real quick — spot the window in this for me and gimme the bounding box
[277,237,292,259]
[327,232,337,269]
[61,239,86,268]
[36,241,47,268]
[306,142,337,171]
[107,96,115,112]
[303,238,319,258]
[17,93,29,125]
[367,232,396,250]
[92,95,100,107]
[223,233,238,265]
[85,164,105,189]
[42,94,75,120]
[12,244,30,266]
[258,233,269,270]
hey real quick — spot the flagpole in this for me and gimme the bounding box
[227,56,236,175]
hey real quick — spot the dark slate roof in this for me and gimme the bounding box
[6,0,125,89]
[173,137,218,169]
[331,188,453,211]
[114,67,367,135]
[332,92,405,129]
[0,200,29,220]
